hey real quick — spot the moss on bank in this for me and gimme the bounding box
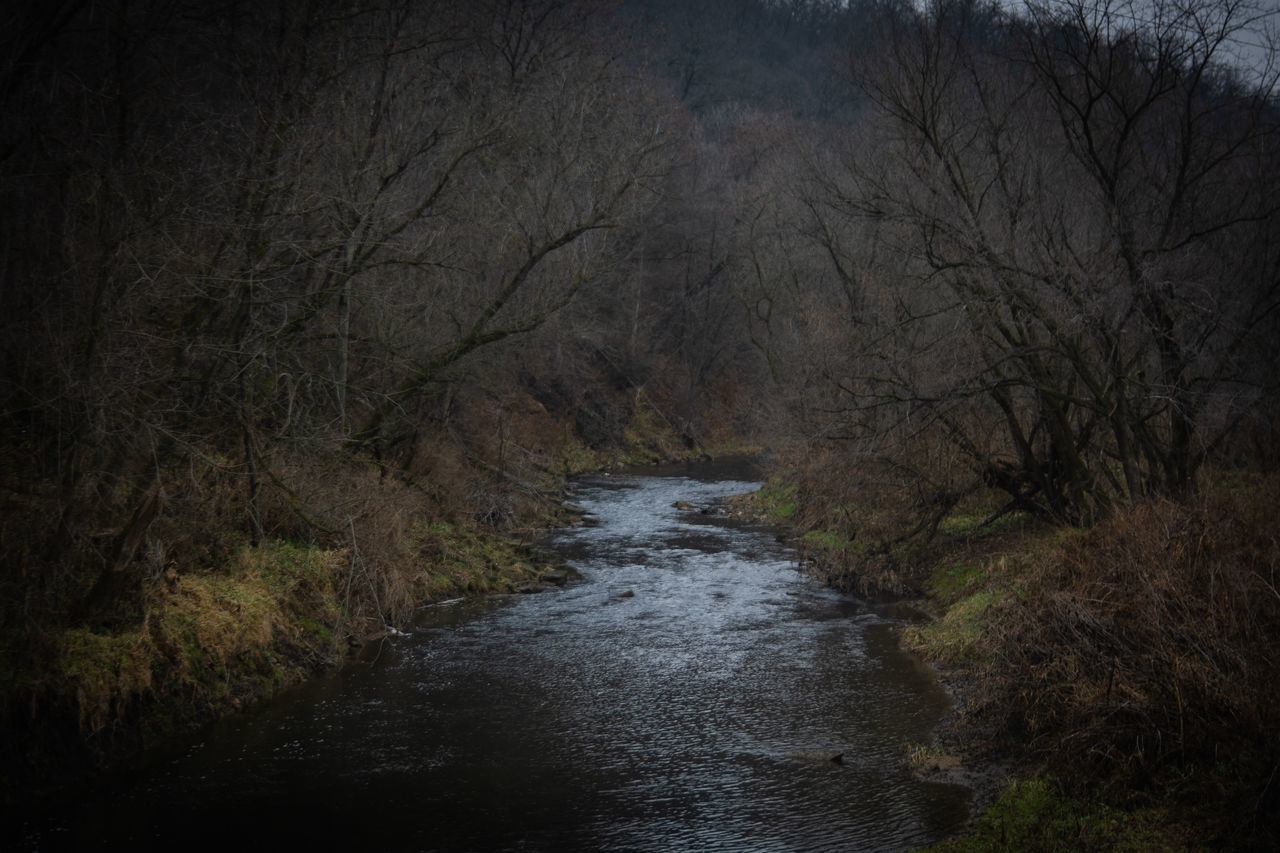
[715,476,796,525]
[1,541,344,802]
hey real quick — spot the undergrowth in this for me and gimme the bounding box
[771,443,1039,597]
[761,445,1280,849]
[1,380,733,805]
[902,472,1280,850]
[54,542,343,751]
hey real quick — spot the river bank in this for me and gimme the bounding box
[742,465,1280,851]
[0,522,583,809]
[14,435,1273,850]
[11,462,974,850]
[0,391,748,811]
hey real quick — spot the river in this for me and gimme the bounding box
[18,460,971,851]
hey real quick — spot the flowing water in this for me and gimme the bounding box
[18,460,972,851]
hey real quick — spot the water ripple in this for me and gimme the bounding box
[18,462,971,851]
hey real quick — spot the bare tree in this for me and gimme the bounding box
[346,30,673,454]
[750,0,1280,524]
[0,0,676,629]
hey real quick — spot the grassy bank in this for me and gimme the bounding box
[916,484,1280,849]
[0,525,570,805]
[760,462,1280,850]
[0,389,745,806]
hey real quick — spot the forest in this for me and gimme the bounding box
[2,0,1278,847]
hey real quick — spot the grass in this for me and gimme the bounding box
[560,440,607,477]
[936,509,1034,537]
[902,472,1280,850]
[904,589,1001,666]
[800,527,845,551]
[921,777,1190,852]
[754,480,797,521]
[407,519,564,598]
[43,540,346,761]
[924,560,986,601]
[56,626,154,737]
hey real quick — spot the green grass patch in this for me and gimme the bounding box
[936,513,987,536]
[904,589,1000,666]
[296,616,332,645]
[801,527,846,552]
[754,480,797,521]
[936,509,1033,538]
[560,441,607,477]
[48,540,345,750]
[56,626,154,736]
[407,519,560,599]
[921,776,1187,852]
[620,405,668,465]
[925,560,986,602]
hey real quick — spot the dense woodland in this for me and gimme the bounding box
[3,0,1279,846]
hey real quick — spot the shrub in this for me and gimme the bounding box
[981,474,1280,847]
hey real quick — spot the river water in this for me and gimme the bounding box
[19,460,971,851]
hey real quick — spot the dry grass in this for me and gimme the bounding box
[972,473,1280,848]
[1,374,740,801]
[30,539,347,780]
